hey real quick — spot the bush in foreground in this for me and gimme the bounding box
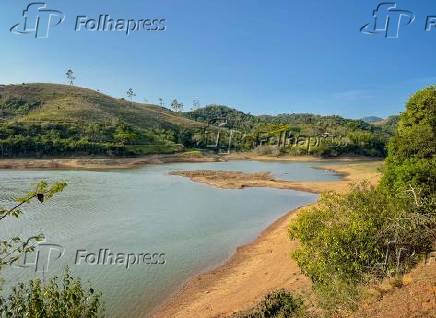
[230,289,305,318]
[289,182,435,313]
[0,268,103,318]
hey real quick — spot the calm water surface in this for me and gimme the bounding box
[0,160,339,317]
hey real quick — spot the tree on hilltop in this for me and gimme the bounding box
[65,69,76,86]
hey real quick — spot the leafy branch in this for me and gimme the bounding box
[0,181,66,270]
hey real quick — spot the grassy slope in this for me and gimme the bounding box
[0,83,203,130]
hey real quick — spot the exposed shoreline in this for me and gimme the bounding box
[151,206,313,318]
[0,153,222,170]
[0,153,380,171]
[151,161,383,318]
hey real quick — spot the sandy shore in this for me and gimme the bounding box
[224,152,382,163]
[152,161,383,318]
[0,152,380,170]
[0,153,221,170]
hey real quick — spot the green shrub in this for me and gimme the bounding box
[0,268,104,318]
[230,289,304,318]
[289,182,435,312]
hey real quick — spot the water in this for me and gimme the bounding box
[0,160,339,317]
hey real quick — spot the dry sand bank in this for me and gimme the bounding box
[170,161,382,194]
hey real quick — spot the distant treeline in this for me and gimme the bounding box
[184,106,398,157]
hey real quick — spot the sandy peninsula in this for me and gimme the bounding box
[170,161,382,194]
[152,161,383,318]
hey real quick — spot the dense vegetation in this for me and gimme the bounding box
[185,105,394,157]
[288,86,436,315]
[0,181,104,317]
[0,122,183,157]
[0,83,396,158]
[381,86,436,198]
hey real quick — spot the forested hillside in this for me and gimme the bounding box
[0,83,397,158]
[185,105,395,157]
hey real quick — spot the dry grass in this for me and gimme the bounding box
[0,83,203,129]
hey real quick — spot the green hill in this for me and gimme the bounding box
[0,83,201,129]
[0,83,203,157]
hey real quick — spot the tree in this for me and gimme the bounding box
[113,123,137,145]
[192,98,200,111]
[171,99,183,112]
[381,85,436,198]
[126,88,136,103]
[158,98,164,107]
[65,69,76,86]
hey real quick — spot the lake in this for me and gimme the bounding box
[0,160,340,317]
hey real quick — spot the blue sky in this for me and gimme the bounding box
[1,0,436,118]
